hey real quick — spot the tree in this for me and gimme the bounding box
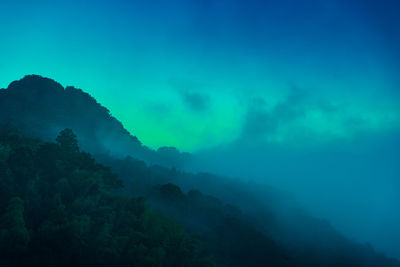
[159,183,185,202]
[56,129,79,153]
[0,197,30,253]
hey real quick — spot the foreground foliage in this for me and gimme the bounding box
[0,128,212,267]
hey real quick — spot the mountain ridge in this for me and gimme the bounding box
[0,75,188,167]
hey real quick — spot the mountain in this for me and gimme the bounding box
[1,75,399,266]
[0,75,188,167]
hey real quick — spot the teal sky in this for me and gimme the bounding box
[1,0,399,151]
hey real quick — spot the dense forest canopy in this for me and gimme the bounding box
[0,127,213,267]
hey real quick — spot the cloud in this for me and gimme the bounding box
[168,79,211,112]
[180,91,210,112]
[239,87,308,143]
[237,86,399,146]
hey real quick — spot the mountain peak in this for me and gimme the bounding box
[6,75,64,93]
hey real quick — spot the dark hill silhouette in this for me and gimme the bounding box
[0,75,188,167]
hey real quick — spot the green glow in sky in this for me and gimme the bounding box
[1,0,399,151]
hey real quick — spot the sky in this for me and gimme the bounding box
[1,0,399,151]
[1,0,400,259]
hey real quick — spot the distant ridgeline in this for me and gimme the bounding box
[0,75,189,167]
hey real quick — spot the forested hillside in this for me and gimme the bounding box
[0,76,399,266]
[0,128,212,267]
[102,154,400,267]
[0,75,188,167]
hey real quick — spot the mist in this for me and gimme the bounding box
[186,124,400,258]
[174,85,400,260]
